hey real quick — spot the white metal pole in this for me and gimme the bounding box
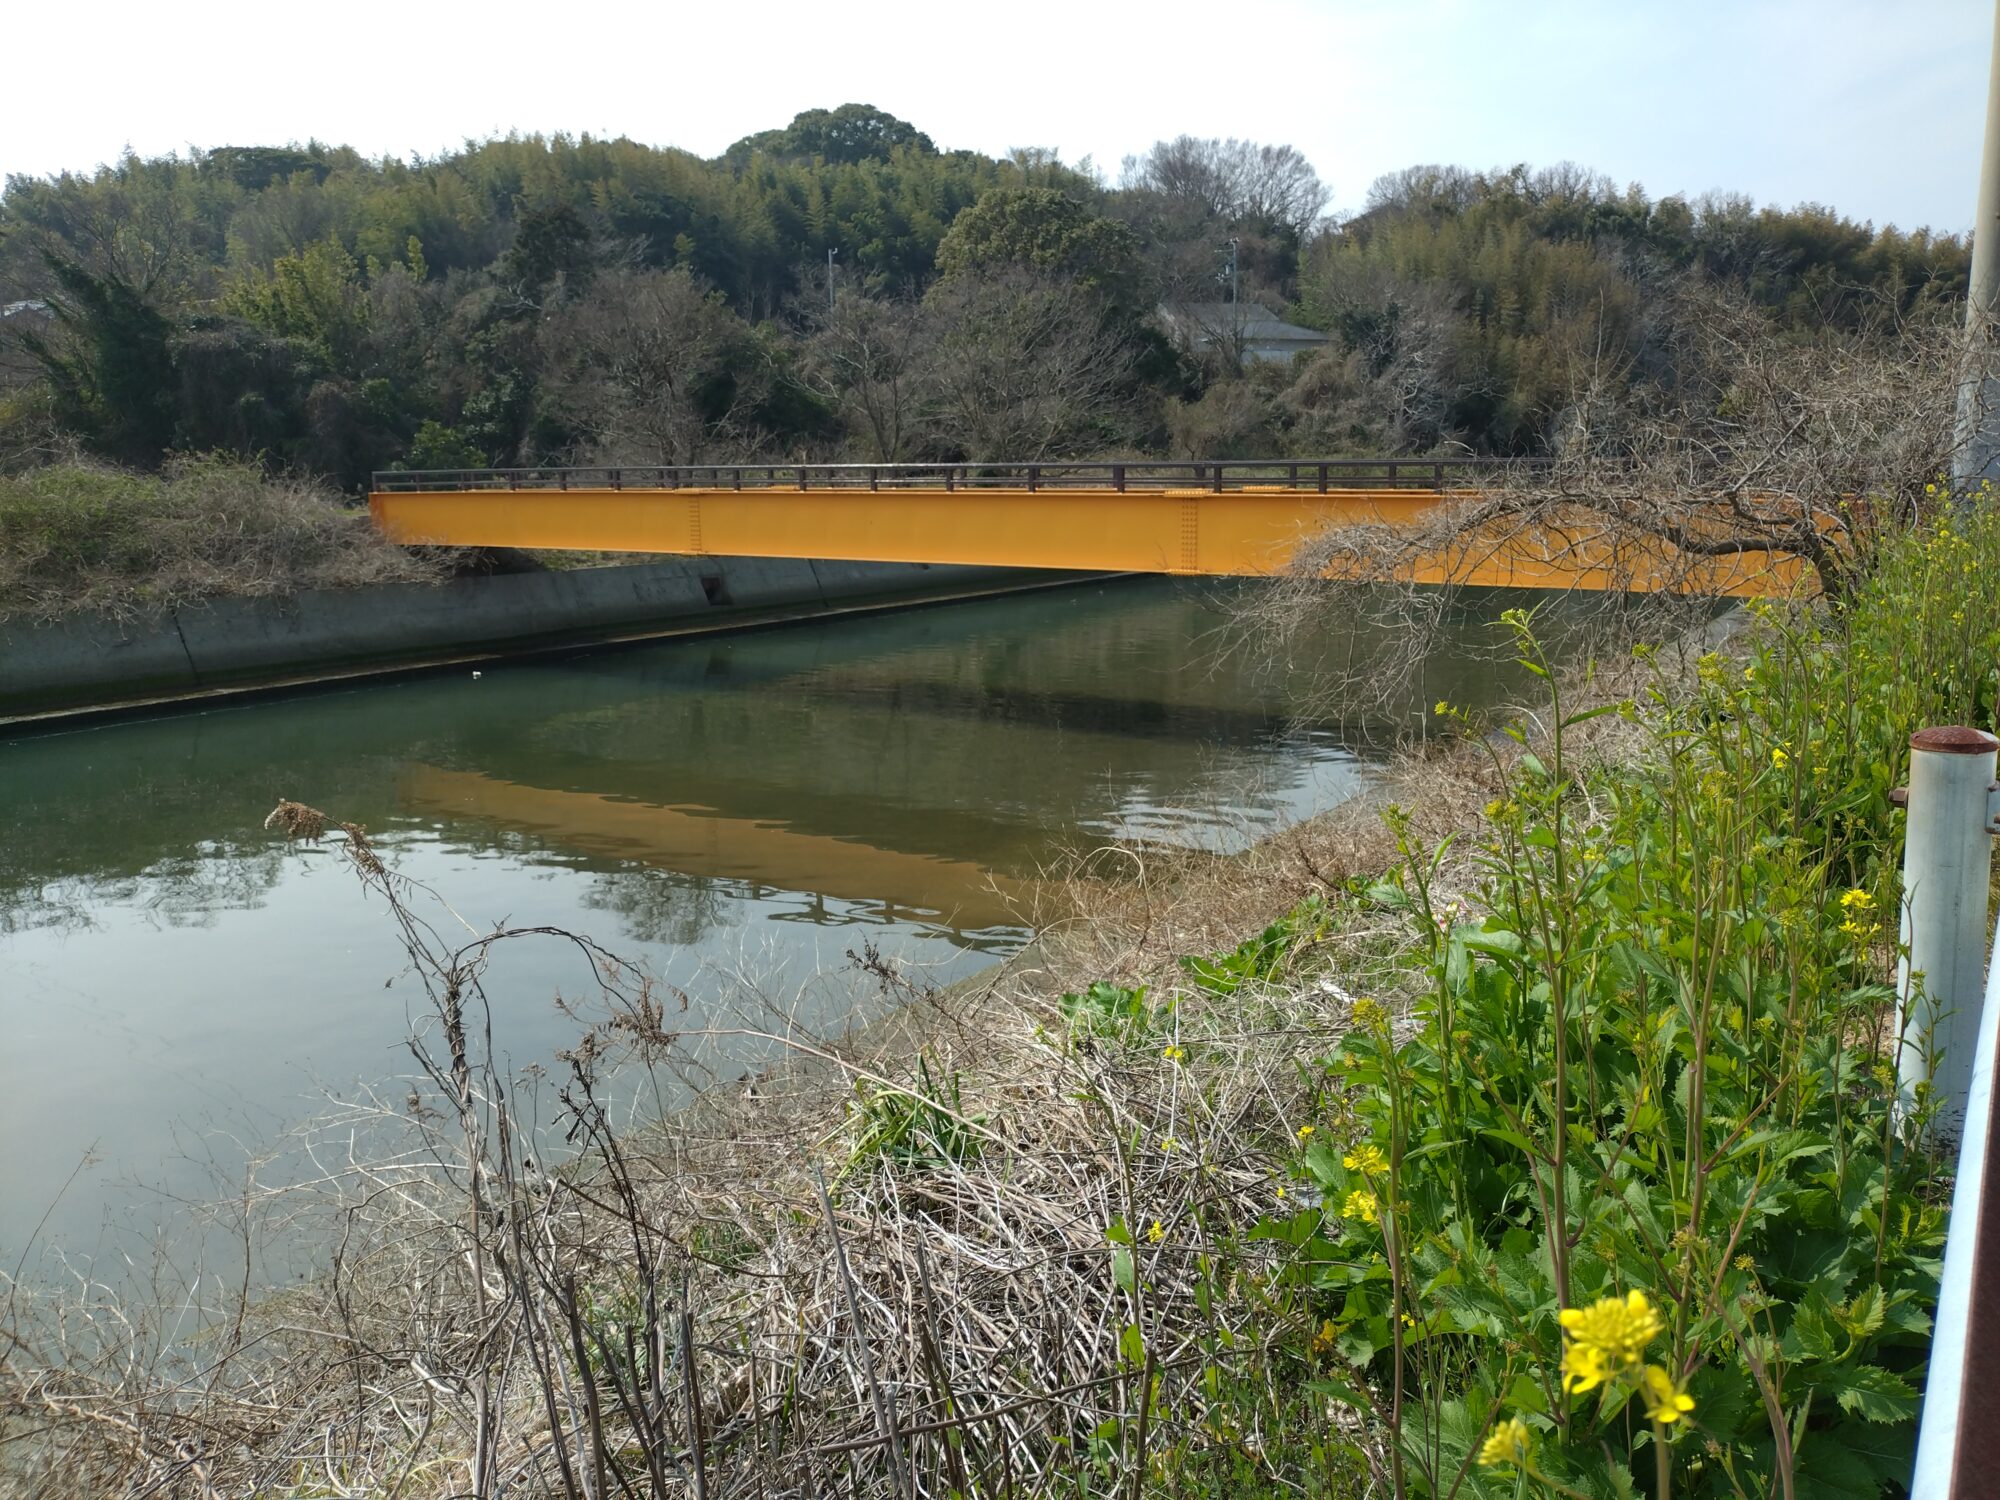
[1897,726,1999,1135]
[1954,0,2000,491]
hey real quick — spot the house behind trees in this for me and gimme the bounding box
[1156,301,1330,364]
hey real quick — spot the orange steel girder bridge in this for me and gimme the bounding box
[368,461,1807,597]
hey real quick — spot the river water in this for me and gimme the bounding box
[0,577,1561,1277]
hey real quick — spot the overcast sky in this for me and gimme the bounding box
[4,0,1990,232]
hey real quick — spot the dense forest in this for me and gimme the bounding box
[0,103,1972,490]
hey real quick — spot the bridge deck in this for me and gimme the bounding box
[368,463,1807,596]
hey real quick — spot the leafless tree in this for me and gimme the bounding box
[539,266,763,465]
[798,292,928,461]
[1361,164,1483,219]
[1233,142,1332,234]
[1229,284,1967,726]
[1291,252,1469,450]
[1120,137,1329,235]
[920,269,1138,460]
[1283,281,1965,618]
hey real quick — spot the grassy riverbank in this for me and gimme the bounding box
[0,458,446,622]
[5,510,1996,1498]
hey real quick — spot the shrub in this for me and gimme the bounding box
[0,455,446,621]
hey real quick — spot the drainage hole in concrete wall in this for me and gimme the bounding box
[701,575,731,606]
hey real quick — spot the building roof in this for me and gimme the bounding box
[1157,301,1329,345]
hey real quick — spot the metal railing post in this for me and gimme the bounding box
[1897,726,2000,1136]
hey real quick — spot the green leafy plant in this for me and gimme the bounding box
[1246,527,2000,1498]
[1181,894,1330,997]
[1061,979,1166,1042]
[843,1053,984,1177]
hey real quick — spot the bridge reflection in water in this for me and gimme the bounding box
[398,765,1030,934]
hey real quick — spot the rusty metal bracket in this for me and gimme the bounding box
[1888,782,2000,834]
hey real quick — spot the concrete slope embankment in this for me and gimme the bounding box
[0,556,1094,725]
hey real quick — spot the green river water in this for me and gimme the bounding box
[0,577,1570,1278]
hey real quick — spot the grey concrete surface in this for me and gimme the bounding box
[0,556,1073,720]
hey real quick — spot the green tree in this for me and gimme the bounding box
[724,104,935,166]
[501,200,597,298]
[934,187,1144,303]
[223,238,371,365]
[16,255,178,464]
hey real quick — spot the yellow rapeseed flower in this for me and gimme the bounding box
[1343,1143,1389,1174]
[1771,746,1790,769]
[1477,1417,1533,1469]
[1560,1340,1611,1395]
[1640,1364,1696,1424]
[1162,1044,1185,1063]
[1559,1289,1662,1379]
[1350,997,1387,1028]
[1310,1318,1337,1357]
[1342,1189,1380,1224]
[1839,888,1875,911]
[1297,1124,1316,1141]
[1147,1219,1165,1244]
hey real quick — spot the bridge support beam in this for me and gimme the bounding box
[369,486,1803,597]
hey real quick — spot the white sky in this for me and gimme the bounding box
[4,0,1990,233]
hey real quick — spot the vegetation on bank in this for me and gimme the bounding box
[0,108,1967,487]
[4,498,1991,1497]
[0,457,445,622]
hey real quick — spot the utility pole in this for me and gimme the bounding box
[827,247,838,310]
[1956,0,2000,492]
[1221,238,1243,369]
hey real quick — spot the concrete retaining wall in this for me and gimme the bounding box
[0,556,1078,722]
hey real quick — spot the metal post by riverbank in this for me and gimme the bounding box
[1896,727,1999,1132]
[1955,0,2000,490]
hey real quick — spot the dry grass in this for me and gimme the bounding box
[1,817,1374,1497]
[0,457,451,623]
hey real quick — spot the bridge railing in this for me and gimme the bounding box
[371,458,1539,495]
